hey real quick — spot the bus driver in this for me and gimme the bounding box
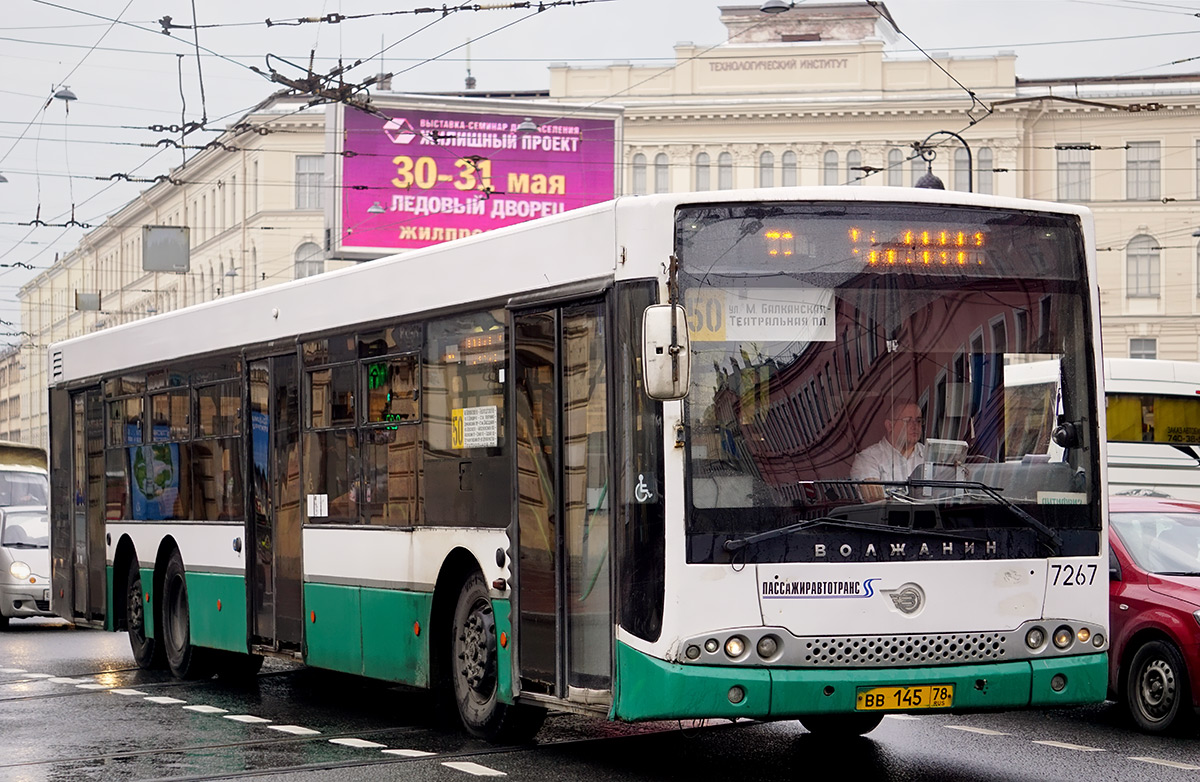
[850,400,926,500]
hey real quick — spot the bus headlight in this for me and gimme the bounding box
[1025,626,1046,650]
[9,561,31,581]
[1053,626,1074,649]
[756,635,779,659]
[725,636,747,659]
[1076,627,1090,644]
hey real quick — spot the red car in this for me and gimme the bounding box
[1108,495,1200,734]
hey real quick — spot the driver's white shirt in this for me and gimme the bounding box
[850,439,926,485]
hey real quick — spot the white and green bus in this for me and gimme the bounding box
[49,187,1109,740]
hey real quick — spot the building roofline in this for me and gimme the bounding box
[1017,71,1200,88]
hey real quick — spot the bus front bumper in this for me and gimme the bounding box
[612,640,1107,722]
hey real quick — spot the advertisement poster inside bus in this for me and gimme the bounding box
[340,106,616,251]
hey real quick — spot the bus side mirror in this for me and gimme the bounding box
[642,304,690,401]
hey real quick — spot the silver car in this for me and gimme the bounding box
[0,506,54,628]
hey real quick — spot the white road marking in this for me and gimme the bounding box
[0,668,26,673]
[944,726,1009,736]
[1129,757,1200,771]
[183,705,228,714]
[1032,740,1104,752]
[382,749,436,757]
[884,714,921,721]
[268,725,321,735]
[329,738,387,749]
[75,684,110,690]
[224,715,271,724]
[23,673,53,678]
[110,689,146,695]
[145,696,187,705]
[48,677,79,684]
[442,761,507,776]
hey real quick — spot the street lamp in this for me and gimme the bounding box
[913,130,972,192]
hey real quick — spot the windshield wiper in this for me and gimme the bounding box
[905,478,1063,553]
[2,542,45,549]
[1155,571,1200,577]
[723,515,969,553]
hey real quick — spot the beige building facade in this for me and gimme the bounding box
[18,99,335,450]
[548,3,1200,362]
[14,1,1200,447]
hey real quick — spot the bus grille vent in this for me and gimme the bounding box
[802,633,1008,667]
[50,350,63,383]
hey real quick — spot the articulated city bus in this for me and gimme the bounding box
[49,187,1109,740]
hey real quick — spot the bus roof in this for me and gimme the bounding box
[49,187,1095,386]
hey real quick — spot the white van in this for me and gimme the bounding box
[0,441,52,629]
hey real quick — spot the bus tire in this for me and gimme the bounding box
[161,552,213,681]
[451,573,545,742]
[798,712,884,736]
[1126,639,1193,734]
[126,558,164,669]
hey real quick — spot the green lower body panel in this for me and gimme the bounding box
[185,572,249,653]
[361,588,432,687]
[613,641,1108,722]
[105,565,115,632]
[494,598,514,705]
[304,583,363,674]
[304,582,434,689]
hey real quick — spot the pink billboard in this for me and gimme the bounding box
[340,106,617,251]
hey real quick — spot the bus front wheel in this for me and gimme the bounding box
[450,573,544,742]
[161,553,213,680]
[798,712,884,736]
[126,558,164,669]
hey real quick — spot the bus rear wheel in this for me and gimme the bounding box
[161,553,213,680]
[450,573,544,742]
[798,712,884,736]
[126,558,164,669]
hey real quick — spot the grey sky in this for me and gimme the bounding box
[2,0,1199,330]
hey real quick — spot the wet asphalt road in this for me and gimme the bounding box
[2,617,1199,782]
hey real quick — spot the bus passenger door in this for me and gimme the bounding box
[58,388,106,625]
[247,356,304,654]
[513,302,613,704]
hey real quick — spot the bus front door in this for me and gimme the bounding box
[247,356,304,654]
[513,302,613,705]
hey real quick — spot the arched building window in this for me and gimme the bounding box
[976,147,994,195]
[823,150,839,186]
[631,153,647,195]
[759,151,774,188]
[717,152,733,190]
[781,151,797,186]
[1126,234,1160,298]
[695,152,710,190]
[846,149,862,186]
[295,242,325,280]
[887,148,903,186]
[954,147,971,191]
[654,153,669,193]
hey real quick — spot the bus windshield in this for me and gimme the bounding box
[676,201,1100,564]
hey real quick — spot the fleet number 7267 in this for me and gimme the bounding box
[1050,563,1097,586]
